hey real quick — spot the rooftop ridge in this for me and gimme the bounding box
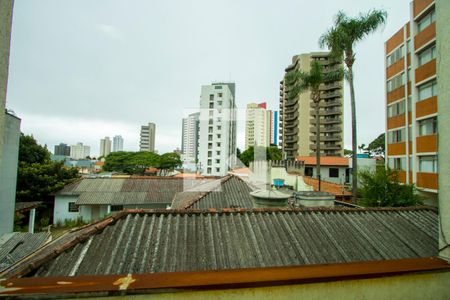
[182,175,234,209]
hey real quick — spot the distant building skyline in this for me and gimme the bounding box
[245,102,272,150]
[181,112,200,166]
[140,122,156,152]
[99,136,111,157]
[198,82,237,176]
[70,142,90,159]
[54,143,70,156]
[113,135,124,152]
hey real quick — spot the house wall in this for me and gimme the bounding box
[306,166,347,184]
[53,196,81,224]
[81,269,450,300]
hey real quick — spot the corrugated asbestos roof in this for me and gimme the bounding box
[28,207,437,277]
[171,176,256,209]
[0,232,50,272]
[57,178,208,205]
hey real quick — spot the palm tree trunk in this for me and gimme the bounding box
[348,67,358,204]
[315,99,321,191]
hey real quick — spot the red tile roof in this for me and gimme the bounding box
[303,176,352,198]
[297,156,349,167]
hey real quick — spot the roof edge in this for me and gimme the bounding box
[1,257,448,297]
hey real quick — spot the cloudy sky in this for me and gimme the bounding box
[6,0,410,156]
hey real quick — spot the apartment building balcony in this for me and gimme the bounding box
[285,120,298,129]
[416,172,438,191]
[415,59,436,83]
[285,103,299,113]
[310,100,341,109]
[387,142,406,156]
[387,85,405,104]
[387,114,406,130]
[416,96,437,118]
[310,144,342,151]
[285,128,298,136]
[310,108,342,116]
[416,134,437,153]
[320,82,342,91]
[310,135,341,142]
[414,22,436,50]
[284,113,298,122]
[284,98,297,107]
[310,126,342,134]
[284,135,298,143]
[322,91,342,99]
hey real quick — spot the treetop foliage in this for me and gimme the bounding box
[238,146,282,167]
[102,151,182,174]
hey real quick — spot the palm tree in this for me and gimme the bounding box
[285,60,343,191]
[319,9,387,203]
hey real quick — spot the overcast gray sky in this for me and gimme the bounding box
[6,0,410,156]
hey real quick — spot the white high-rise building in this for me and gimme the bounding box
[99,137,111,157]
[198,82,237,176]
[113,135,124,152]
[140,123,156,152]
[245,102,272,150]
[181,112,200,164]
[70,142,90,160]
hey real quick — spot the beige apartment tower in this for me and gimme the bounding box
[245,102,272,150]
[279,52,344,160]
[140,122,156,152]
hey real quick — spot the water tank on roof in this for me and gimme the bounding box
[250,190,290,208]
[273,178,285,188]
[293,191,335,207]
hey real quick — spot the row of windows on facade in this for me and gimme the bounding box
[67,203,123,213]
[206,167,221,174]
[207,158,221,166]
[304,167,341,178]
[386,41,435,87]
[388,76,437,102]
[388,155,437,173]
[208,150,221,156]
[386,9,435,67]
[388,117,437,143]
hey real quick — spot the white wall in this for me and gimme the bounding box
[306,166,347,184]
[53,195,81,224]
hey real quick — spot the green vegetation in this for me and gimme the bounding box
[239,146,282,167]
[285,60,343,186]
[359,133,385,158]
[358,167,422,207]
[319,9,388,203]
[16,134,80,203]
[103,151,182,174]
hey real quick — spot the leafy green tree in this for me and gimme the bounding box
[358,167,422,207]
[239,146,283,167]
[16,134,80,203]
[367,133,385,157]
[319,9,387,203]
[285,60,343,190]
[160,152,182,170]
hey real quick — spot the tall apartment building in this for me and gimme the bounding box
[54,143,70,156]
[70,142,90,160]
[245,102,272,150]
[273,111,278,146]
[181,112,200,164]
[279,52,344,160]
[385,0,442,203]
[198,82,237,176]
[99,137,111,157]
[139,122,156,152]
[113,135,124,152]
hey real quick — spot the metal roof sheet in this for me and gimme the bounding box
[30,208,438,277]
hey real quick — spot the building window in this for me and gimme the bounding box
[216,159,220,164]
[305,167,313,177]
[217,134,221,139]
[208,127,213,133]
[207,159,212,166]
[388,128,405,143]
[218,93,223,97]
[419,117,437,136]
[208,143,212,150]
[387,100,405,118]
[418,44,436,66]
[329,168,339,178]
[207,167,212,174]
[68,202,79,212]
[208,119,213,125]
[419,156,437,173]
[111,205,123,212]
[387,72,405,92]
[417,10,435,32]
[209,110,214,117]
[218,101,222,106]
[214,85,222,90]
[209,94,214,100]
[386,45,404,67]
[217,142,221,147]
[208,135,213,141]
[418,80,437,101]
[216,151,221,155]
[209,103,214,109]
[217,125,222,130]
[388,157,406,171]
[208,151,212,157]
[216,167,220,172]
